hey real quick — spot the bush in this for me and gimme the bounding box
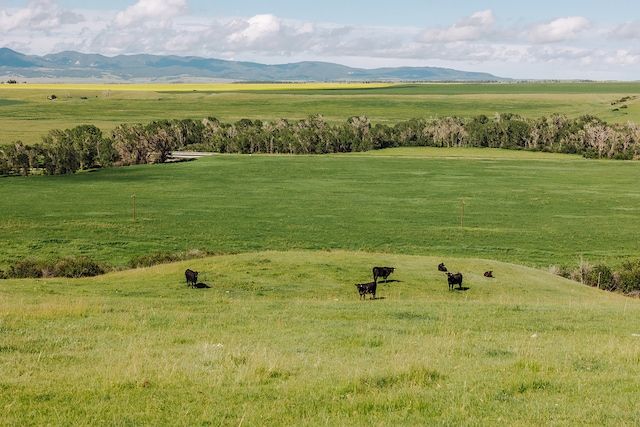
[6,258,48,278]
[4,256,107,279]
[549,265,573,279]
[617,259,640,294]
[584,264,616,291]
[53,256,105,278]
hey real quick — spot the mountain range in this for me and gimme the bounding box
[0,47,510,83]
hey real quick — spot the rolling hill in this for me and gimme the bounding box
[0,47,510,83]
[2,250,639,425]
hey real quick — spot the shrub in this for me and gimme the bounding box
[617,259,640,294]
[6,258,48,278]
[584,264,616,291]
[4,256,107,279]
[53,256,105,278]
[549,265,572,279]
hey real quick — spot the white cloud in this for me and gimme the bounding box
[1,3,639,80]
[114,0,188,27]
[226,14,282,46]
[0,0,84,34]
[296,22,315,36]
[612,21,640,40]
[417,9,497,43]
[528,16,591,43]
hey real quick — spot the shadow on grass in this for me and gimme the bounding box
[193,282,210,289]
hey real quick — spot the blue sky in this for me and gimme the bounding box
[1,0,639,80]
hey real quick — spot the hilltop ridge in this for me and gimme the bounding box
[0,47,510,83]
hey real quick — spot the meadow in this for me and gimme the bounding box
[2,251,640,425]
[1,82,640,146]
[2,83,640,425]
[2,148,640,272]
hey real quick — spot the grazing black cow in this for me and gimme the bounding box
[438,263,448,272]
[484,270,494,278]
[446,272,463,290]
[372,266,395,284]
[185,269,198,288]
[355,282,377,300]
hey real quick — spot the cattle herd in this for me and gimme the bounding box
[354,263,495,300]
[185,262,493,299]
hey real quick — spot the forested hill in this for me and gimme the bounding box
[0,48,509,83]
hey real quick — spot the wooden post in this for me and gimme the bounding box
[461,200,465,229]
[131,194,136,221]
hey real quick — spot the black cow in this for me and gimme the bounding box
[438,263,448,272]
[372,266,395,284]
[185,269,198,288]
[355,282,377,300]
[484,270,494,278]
[446,272,463,290]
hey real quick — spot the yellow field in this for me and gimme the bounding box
[0,82,395,92]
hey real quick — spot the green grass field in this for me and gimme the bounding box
[3,83,640,425]
[1,148,639,272]
[2,251,640,425]
[2,149,640,425]
[1,82,639,145]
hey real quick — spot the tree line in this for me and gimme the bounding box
[2,113,640,176]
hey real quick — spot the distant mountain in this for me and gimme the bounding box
[0,48,510,83]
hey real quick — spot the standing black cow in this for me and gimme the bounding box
[355,282,377,300]
[446,272,463,290]
[185,269,198,288]
[372,266,395,284]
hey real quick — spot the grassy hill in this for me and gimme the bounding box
[2,251,639,425]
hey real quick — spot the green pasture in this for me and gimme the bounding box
[1,148,639,272]
[2,251,640,425]
[3,84,640,424]
[1,82,639,146]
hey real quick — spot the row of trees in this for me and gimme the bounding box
[3,113,640,176]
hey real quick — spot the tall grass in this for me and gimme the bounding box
[1,251,639,425]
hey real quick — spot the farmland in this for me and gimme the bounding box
[2,148,640,271]
[2,83,640,425]
[1,82,640,146]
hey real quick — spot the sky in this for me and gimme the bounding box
[1,0,640,80]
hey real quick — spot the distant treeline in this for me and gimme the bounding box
[2,113,640,176]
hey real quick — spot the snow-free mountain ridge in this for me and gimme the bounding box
[0,48,510,83]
